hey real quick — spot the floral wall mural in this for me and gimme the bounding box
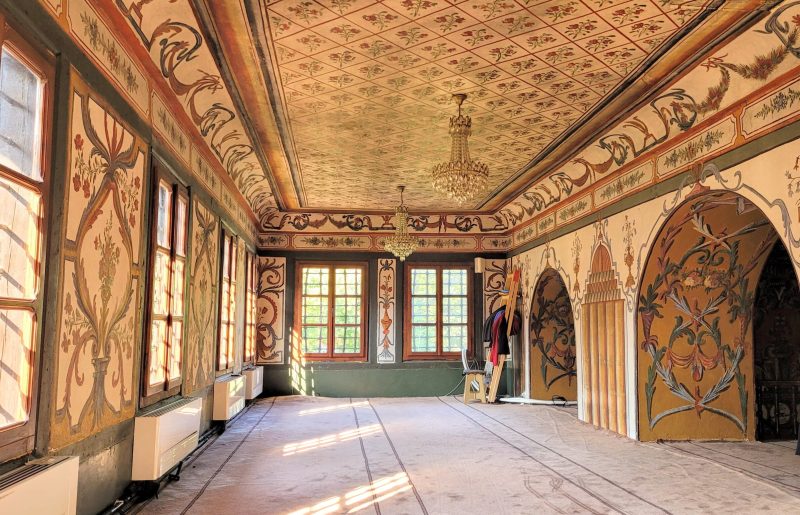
[482,258,509,320]
[185,199,219,394]
[115,0,276,217]
[51,75,146,449]
[529,268,576,401]
[256,257,287,364]
[376,259,397,364]
[637,191,777,441]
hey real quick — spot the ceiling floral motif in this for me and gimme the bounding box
[259,0,713,210]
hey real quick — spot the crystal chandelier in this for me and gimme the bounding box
[431,93,489,205]
[383,185,419,262]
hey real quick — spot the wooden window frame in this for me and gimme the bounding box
[217,229,238,372]
[0,19,54,463]
[142,165,189,405]
[294,262,368,362]
[243,250,257,365]
[403,263,473,361]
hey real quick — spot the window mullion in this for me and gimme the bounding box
[436,267,442,356]
[329,265,335,357]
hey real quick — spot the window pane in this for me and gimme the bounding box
[335,267,362,296]
[0,48,42,180]
[0,308,34,430]
[334,326,360,354]
[0,175,40,300]
[302,267,329,295]
[149,320,167,387]
[442,269,467,296]
[443,325,467,352]
[411,296,436,324]
[171,258,185,315]
[152,250,170,316]
[169,320,182,381]
[302,296,328,325]
[222,236,230,279]
[442,296,467,324]
[411,269,436,295]
[334,296,361,325]
[175,196,187,257]
[219,321,229,369]
[156,182,172,248]
[302,326,327,354]
[411,325,437,353]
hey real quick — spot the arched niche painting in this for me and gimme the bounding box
[529,268,577,401]
[637,191,782,441]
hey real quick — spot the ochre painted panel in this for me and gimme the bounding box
[185,199,219,394]
[529,269,577,401]
[638,192,776,441]
[51,74,147,450]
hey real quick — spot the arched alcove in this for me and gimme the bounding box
[753,241,800,440]
[637,191,791,441]
[582,244,626,435]
[529,268,576,401]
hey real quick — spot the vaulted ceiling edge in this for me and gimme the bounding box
[248,0,739,212]
[254,0,800,249]
[110,0,281,219]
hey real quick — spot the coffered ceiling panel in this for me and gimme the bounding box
[258,0,712,210]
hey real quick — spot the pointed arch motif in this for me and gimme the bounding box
[582,241,627,435]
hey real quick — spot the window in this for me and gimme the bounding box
[218,230,238,371]
[243,251,257,365]
[295,263,367,361]
[144,172,189,400]
[404,264,472,360]
[0,26,52,461]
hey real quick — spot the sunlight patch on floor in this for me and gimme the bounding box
[287,472,412,515]
[283,424,381,456]
[298,401,368,416]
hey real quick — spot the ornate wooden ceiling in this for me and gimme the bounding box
[251,0,715,210]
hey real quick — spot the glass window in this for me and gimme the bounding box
[405,265,471,360]
[296,263,366,360]
[218,231,238,370]
[144,176,189,399]
[0,31,51,462]
[244,251,257,364]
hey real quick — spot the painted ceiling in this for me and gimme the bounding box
[257,0,714,210]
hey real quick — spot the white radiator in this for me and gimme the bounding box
[132,396,202,481]
[0,455,79,515]
[243,366,263,400]
[213,374,245,420]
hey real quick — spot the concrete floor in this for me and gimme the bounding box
[137,396,800,515]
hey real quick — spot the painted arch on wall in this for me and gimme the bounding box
[529,268,576,401]
[636,190,786,441]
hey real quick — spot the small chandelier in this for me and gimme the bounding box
[431,93,489,205]
[383,185,419,262]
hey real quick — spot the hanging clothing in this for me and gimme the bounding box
[483,307,521,365]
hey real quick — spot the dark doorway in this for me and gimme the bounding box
[754,241,800,440]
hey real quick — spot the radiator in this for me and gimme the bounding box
[243,366,263,400]
[132,397,202,481]
[0,455,79,515]
[213,374,245,421]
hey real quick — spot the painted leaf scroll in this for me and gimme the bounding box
[256,257,286,364]
[51,75,146,449]
[377,259,396,364]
